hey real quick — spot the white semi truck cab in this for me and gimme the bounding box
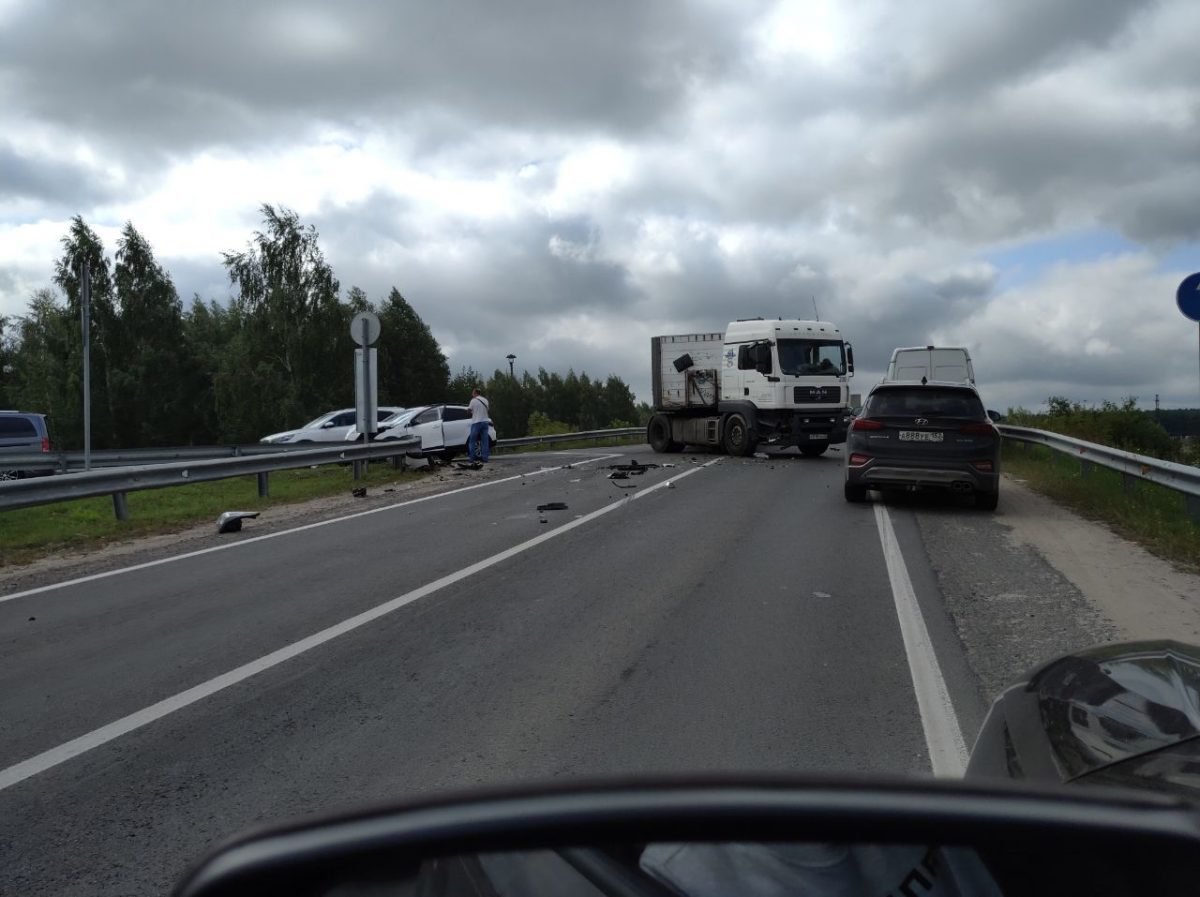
[647,318,855,457]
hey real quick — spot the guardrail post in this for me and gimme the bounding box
[1080,459,1093,477]
[353,460,363,480]
[1122,472,1137,495]
[112,491,129,521]
[257,472,269,498]
[1186,495,1200,523]
[391,454,405,471]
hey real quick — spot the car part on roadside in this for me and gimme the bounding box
[216,511,259,534]
[536,502,569,511]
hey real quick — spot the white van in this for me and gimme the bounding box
[885,346,975,384]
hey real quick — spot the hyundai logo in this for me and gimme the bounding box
[914,418,929,426]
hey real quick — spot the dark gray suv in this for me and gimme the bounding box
[843,382,1000,510]
[0,411,52,479]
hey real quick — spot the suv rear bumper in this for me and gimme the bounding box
[847,461,998,493]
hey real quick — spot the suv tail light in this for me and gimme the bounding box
[40,436,50,452]
[852,418,884,431]
[971,459,995,472]
[960,423,996,435]
[848,453,871,467]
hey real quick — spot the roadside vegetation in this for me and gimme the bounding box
[0,463,422,567]
[1002,397,1200,571]
[2,206,651,451]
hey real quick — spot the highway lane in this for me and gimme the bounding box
[2,446,994,895]
[0,450,652,766]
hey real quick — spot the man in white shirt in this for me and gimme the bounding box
[467,389,491,463]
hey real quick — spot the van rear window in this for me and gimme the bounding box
[0,416,38,437]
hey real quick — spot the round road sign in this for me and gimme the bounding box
[1177,272,1200,323]
[350,311,381,346]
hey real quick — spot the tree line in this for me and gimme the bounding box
[0,205,647,448]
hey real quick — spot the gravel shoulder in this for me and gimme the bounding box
[912,473,1200,705]
[998,473,1200,642]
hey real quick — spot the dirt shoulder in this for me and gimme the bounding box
[999,473,1200,643]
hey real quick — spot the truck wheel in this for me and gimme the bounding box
[722,413,754,457]
[844,481,867,503]
[647,415,681,453]
[800,444,828,457]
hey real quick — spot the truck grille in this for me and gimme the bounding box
[794,386,841,404]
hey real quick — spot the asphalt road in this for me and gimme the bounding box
[0,444,1107,895]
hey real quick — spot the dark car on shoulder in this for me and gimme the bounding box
[843,381,1000,510]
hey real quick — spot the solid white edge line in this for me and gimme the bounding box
[0,453,626,606]
[0,458,721,793]
[872,503,968,777]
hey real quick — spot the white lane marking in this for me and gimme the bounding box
[873,504,968,777]
[0,453,625,606]
[0,458,721,792]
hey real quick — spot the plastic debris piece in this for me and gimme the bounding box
[217,511,259,534]
[536,502,569,511]
[813,591,832,599]
[352,486,367,498]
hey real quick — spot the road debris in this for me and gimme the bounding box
[613,482,638,490]
[813,591,832,599]
[753,452,770,459]
[536,502,569,511]
[606,459,658,474]
[216,510,259,534]
[351,486,367,498]
[569,478,582,483]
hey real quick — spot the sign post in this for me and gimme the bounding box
[351,312,381,478]
[1177,273,1200,407]
[79,258,92,472]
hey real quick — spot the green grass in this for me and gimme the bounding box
[1002,442,1200,572]
[0,462,419,566]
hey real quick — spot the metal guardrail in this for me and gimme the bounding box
[494,427,644,450]
[0,427,647,520]
[0,437,419,519]
[0,441,362,474]
[998,424,1200,520]
[0,428,647,473]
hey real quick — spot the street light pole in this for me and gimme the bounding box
[79,258,92,471]
[506,353,516,379]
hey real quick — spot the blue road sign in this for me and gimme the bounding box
[1178,272,1200,323]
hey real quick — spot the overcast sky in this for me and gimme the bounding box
[2,0,1199,410]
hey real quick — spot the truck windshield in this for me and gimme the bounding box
[776,339,845,376]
